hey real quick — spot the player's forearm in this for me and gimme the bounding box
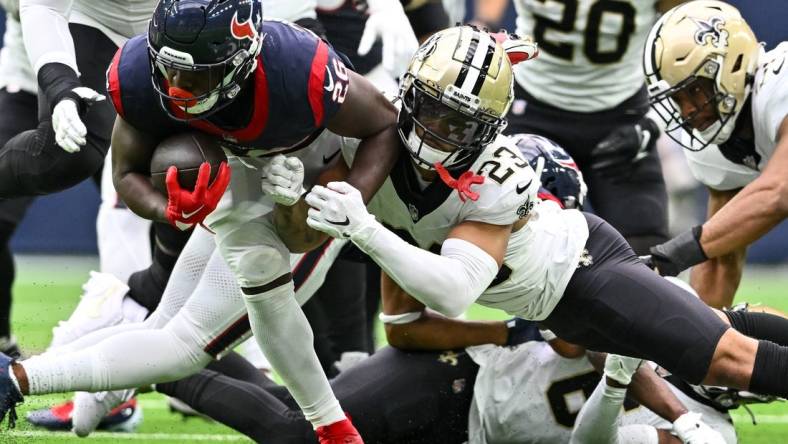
[700,180,788,258]
[385,310,507,350]
[690,249,746,309]
[586,352,687,422]
[115,172,168,223]
[273,199,327,253]
[345,125,399,203]
[355,223,498,317]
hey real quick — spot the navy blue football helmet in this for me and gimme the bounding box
[512,133,587,210]
[148,0,263,120]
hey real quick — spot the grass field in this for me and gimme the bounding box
[6,256,788,443]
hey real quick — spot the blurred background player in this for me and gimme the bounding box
[472,0,684,256]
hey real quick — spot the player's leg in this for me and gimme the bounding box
[214,214,345,428]
[0,86,38,355]
[0,24,116,197]
[542,213,788,396]
[157,368,316,444]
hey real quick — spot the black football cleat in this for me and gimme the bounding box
[0,351,23,428]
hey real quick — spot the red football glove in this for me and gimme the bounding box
[165,161,231,230]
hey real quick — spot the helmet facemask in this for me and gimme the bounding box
[648,57,743,151]
[398,76,505,170]
[149,44,259,121]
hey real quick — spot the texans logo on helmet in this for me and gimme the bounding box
[231,11,257,41]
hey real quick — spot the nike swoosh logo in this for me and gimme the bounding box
[182,206,204,219]
[323,149,341,165]
[325,216,350,226]
[773,58,785,75]
[516,179,532,194]
[324,66,335,92]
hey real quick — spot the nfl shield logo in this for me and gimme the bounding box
[408,203,419,222]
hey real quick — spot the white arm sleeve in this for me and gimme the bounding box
[570,380,627,444]
[355,222,499,318]
[20,0,78,74]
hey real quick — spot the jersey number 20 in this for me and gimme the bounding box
[533,0,636,64]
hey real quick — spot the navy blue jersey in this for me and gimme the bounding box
[107,20,351,157]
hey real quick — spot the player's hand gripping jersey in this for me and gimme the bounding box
[682,43,788,191]
[107,19,350,157]
[512,0,658,112]
[340,133,589,320]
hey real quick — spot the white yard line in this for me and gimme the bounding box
[730,413,788,424]
[7,430,251,441]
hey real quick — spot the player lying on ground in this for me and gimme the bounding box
[154,321,741,444]
[642,1,788,309]
[287,25,788,401]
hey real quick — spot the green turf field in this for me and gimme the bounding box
[6,257,788,443]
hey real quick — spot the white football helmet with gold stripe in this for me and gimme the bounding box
[643,0,762,151]
[397,25,517,170]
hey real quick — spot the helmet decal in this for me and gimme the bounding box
[231,11,258,42]
[692,17,728,48]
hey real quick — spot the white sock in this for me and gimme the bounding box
[22,323,210,395]
[243,282,344,428]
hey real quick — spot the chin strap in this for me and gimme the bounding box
[434,162,485,202]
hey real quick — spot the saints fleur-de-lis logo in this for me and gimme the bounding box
[692,16,729,48]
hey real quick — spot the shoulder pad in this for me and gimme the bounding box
[463,137,538,225]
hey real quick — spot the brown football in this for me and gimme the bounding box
[150,132,227,194]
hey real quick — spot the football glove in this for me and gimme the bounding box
[672,412,726,444]
[261,155,305,206]
[165,162,231,230]
[52,87,105,153]
[590,115,660,177]
[358,0,419,79]
[648,226,707,276]
[603,353,642,386]
[305,181,376,240]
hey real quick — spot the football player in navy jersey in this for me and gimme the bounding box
[0,1,399,442]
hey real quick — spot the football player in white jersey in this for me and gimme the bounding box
[297,25,788,403]
[643,1,788,309]
[154,322,739,443]
[478,0,685,257]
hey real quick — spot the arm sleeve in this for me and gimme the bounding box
[570,380,627,444]
[354,221,499,317]
[20,0,78,74]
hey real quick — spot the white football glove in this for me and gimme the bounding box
[261,155,305,206]
[603,353,643,386]
[305,181,376,240]
[358,0,419,79]
[52,86,105,153]
[672,412,726,444]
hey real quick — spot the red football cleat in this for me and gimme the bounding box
[315,417,363,444]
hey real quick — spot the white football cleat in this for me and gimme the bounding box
[72,389,135,437]
[49,271,146,351]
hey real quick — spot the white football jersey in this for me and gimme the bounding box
[340,135,588,320]
[513,0,657,112]
[0,15,37,94]
[684,43,788,191]
[263,0,316,21]
[466,342,736,444]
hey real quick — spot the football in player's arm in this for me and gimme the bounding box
[643,1,788,308]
